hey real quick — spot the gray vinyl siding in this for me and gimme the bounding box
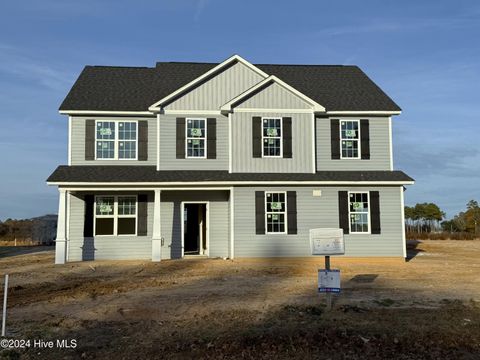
[160,191,230,259]
[235,82,312,109]
[67,192,153,261]
[316,117,392,170]
[233,186,403,257]
[159,113,229,170]
[231,112,314,173]
[164,61,264,111]
[70,116,157,166]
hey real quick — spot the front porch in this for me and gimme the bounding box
[54,188,233,264]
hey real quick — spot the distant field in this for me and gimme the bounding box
[0,241,479,359]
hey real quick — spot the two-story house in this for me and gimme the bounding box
[47,55,414,264]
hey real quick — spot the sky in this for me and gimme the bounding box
[0,0,479,220]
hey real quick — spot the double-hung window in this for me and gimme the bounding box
[96,121,137,160]
[186,118,206,158]
[265,192,287,234]
[94,196,137,236]
[340,120,360,159]
[348,192,370,233]
[262,118,282,157]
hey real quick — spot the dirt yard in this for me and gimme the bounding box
[0,241,479,359]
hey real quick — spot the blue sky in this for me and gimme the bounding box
[0,0,479,220]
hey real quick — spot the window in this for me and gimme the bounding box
[96,121,137,160]
[349,192,370,233]
[265,192,287,234]
[94,196,137,236]
[340,120,360,159]
[186,118,206,158]
[262,118,282,157]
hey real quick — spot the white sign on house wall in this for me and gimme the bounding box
[310,228,345,255]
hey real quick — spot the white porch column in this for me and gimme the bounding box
[55,188,68,264]
[152,189,162,262]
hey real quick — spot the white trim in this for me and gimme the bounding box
[232,108,315,114]
[261,117,283,158]
[339,119,361,160]
[67,116,72,166]
[54,188,67,264]
[327,111,402,115]
[185,118,207,159]
[149,55,269,111]
[48,180,415,186]
[59,187,234,191]
[94,120,139,161]
[264,191,288,235]
[228,112,232,173]
[66,190,70,261]
[156,114,160,171]
[311,112,316,173]
[388,117,393,171]
[181,201,210,257]
[221,75,325,113]
[60,110,152,115]
[93,195,138,237]
[348,191,371,234]
[163,110,222,115]
[152,189,162,262]
[400,187,407,258]
[229,187,235,259]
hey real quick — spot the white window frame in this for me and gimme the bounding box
[185,118,207,159]
[264,191,288,234]
[94,195,138,236]
[340,119,361,160]
[95,120,138,160]
[262,117,283,158]
[348,191,371,234]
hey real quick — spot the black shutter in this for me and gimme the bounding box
[338,191,349,234]
[176,118,185,159]
[252,117,262,158]
[331,119,340,160]
[283,117,292,158]
[138,120,148,161]
[137,194,148,236]
[255,191,265,234]
[370,191,381,234]
[85,120,95,161]
[287,191,297,234]
[83,195,94,237]
[207,118,217,159]
[360,119,370,160]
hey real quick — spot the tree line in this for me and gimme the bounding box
[0,215,57,244]
[405,200,480,235]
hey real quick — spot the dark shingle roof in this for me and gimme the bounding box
[47,166,413,184]
[59,61,401,112]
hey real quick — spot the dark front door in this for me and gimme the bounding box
[183,203,207,255]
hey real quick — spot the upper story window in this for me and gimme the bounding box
[340,120,360,159]
[262,118,282,157]
[94,195,137,236]
[349,192,370,233]
[265,192,287,234]
[186,118,206,158]
[96,121,137,160]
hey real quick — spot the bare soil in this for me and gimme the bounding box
[0,240,479,359]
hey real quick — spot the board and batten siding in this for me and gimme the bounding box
[316,117,392,170]
[233,186,404,257]
[67,192,153,261]
[231,112,314,173]
[70,116,157,166]
[235,82,312,109]
[160,191,230,259]
[164,61,264,111]
[159,113,229,170]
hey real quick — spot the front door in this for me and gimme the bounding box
[183,203,207,255]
